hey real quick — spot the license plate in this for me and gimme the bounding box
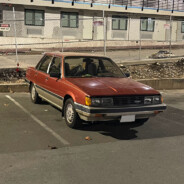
[120,115,135,123]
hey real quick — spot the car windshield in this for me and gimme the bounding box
[64,56,125,78]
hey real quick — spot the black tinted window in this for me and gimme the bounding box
[38,56,52,73]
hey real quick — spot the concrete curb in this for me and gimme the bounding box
[0,78,184,93]
[0,83,29,93]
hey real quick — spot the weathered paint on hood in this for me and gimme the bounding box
[66,77,160,96]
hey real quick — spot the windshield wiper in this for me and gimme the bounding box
[98,74,115,77]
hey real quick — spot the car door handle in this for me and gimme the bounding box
[45,77,49,81]
[34,72,38,77]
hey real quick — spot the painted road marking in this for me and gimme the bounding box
[6,95,70,146]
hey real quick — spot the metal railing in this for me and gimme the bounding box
[2,0,184,12]
[47,0,184,12]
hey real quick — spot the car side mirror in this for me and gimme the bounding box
[125,72,130,78]
[50,72,61,79]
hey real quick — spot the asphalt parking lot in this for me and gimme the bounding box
[0,90,184,184]
[0,90,184,154]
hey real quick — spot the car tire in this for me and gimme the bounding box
[30,83,41,104]
[135,118,149,124]
[64,98,82,128]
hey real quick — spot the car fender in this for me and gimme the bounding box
[64,91,77,103]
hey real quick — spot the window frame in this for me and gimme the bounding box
[140,17,155,32]
[112,15,128,30]
[61,12,79,28]
[25,9,45,26]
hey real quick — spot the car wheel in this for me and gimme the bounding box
[64,99,81,128]
[135,118,149,124]
[30,83,41,104]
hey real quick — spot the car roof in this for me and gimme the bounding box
[44,52,109,58]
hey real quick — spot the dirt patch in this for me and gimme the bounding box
[120,58,184,79]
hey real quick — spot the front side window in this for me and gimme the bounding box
[141,18,155,32]
[61,12,78,28]
[37,55,53,73]
[49,57,62,75]
[25,9,44,26]
[181,22,184,33]
[112,16,128,30]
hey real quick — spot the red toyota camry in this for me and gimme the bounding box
[26,52,166,128]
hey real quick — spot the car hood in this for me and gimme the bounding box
[66,77,160,96]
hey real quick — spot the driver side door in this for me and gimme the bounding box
[45,56,64,109]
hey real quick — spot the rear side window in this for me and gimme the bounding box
[37,55,53,73]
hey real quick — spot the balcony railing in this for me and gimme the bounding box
[47,0,184,12]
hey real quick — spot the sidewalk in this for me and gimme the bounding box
[0,54,43,69]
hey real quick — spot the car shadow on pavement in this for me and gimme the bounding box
[79,121,145,140]
[78,106,184,140]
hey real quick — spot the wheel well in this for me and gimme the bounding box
[62,95,72,116]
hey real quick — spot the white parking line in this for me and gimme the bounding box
[6,95,70,146]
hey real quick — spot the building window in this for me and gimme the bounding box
[181,22,184,33]
[0,10,2,23]
[25,9,44,26]
[112,16,128,30]
[61,12,78,28]
[140,18,155,32]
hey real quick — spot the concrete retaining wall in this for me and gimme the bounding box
[138,78,184,90]
[0,83,29,93]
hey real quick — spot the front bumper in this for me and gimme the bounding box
[75,103,167,121]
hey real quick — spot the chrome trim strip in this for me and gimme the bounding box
[36,84,64,100]
[39,94,63,110]
[74,102,167,114]
[76,109,157,117]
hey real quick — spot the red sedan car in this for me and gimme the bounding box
[26,52,166,128]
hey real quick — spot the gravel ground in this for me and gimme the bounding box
[0,68,26,84]
[0,58,184,83]
[120,58,184,79]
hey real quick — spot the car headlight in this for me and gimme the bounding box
[91,98,101,106]
[85,97,113,106]
[144,96,153,105]
[153,96,161,104]
[144,96,161,105]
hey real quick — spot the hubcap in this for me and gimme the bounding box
[31,86,36,101]
[66,104,74,124]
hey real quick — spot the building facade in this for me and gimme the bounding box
[0,0,184,49]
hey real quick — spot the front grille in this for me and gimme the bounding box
[113,95,145,106]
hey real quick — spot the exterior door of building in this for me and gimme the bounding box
[83,15,93,40]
